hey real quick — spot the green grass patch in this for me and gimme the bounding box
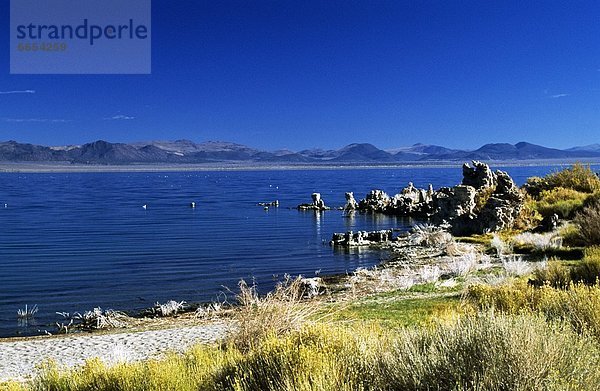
[330,291,461,327]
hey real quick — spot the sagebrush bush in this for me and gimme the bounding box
[474,185,495,212]
[382,313,600,391]
[524,164,600,198]
[523,176,548,198]
[574,200,600,246]
[514,195,543,230]
[466,281,536,313]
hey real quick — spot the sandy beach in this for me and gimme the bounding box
[0,321,229,382]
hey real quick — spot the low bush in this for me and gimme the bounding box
[524,164,600,198]
[512,232,563,251]
[382,313,600,391]
[474,185,495,212]
[560,223,585,247]
[466,281,537,313]
[514,195,543,230]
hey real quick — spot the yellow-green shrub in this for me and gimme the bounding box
[535,187,589,218]
[546,164,600,194]
[514,195,543,230]
[560,223,585,247]
[524,164,600,198]
[465,281,538,314]
[466,280,600,342]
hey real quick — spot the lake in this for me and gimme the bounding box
[0,164,584,337]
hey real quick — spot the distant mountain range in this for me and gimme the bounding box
[1,139,600,165]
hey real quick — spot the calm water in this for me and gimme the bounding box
[0,165,585,337]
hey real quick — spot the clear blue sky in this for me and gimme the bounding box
[1,0,599,151]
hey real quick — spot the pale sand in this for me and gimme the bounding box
[0,322,229,382]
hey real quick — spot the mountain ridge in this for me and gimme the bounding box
[0,139,598,164]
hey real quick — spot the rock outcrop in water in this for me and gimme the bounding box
[344,192,359,212]
[330,229,394,246]
[355,184,435,217]
[297,192,330,211]
[349,161,524,235]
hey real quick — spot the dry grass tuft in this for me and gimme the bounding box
[229,276,324,351]
[153,300,186,317]
[409,223,453,247]
[78,308,129,330]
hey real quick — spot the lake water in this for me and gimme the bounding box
[0,165,586,337]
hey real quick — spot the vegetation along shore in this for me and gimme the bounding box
[3,162,600,390]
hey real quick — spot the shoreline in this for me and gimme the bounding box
[0,159,599,173]
[0,319,230,382]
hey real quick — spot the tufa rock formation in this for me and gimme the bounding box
[461,160,497,189]
[344,192,359,212]
[351,161,524,235]
[297,192,330,211]
[356,184,435,217]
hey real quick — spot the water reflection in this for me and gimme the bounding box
[17,317,40,329]
[313,210,322,237]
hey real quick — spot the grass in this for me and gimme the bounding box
[328,290,462,328]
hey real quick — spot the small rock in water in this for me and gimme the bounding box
[296,193,330,211]
[258,200,279,207]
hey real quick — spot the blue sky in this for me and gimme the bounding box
[0,0,599,150]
